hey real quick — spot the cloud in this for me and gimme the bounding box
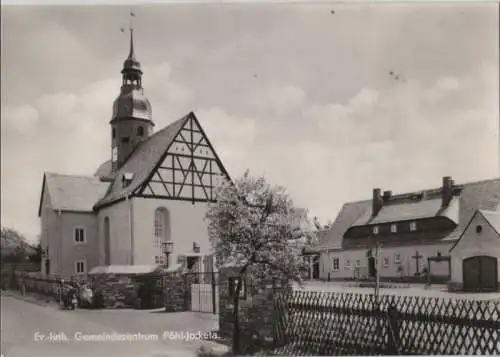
[1,105,39,133]
[1,4,497,239]
[0,61,192,240]
[204,62,498,224]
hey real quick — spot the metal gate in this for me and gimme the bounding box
[463,256,498,292]
[186,272,219,314]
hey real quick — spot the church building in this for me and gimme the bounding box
[319,176,500,287]
[38,29,231,278]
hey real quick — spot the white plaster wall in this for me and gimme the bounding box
[96,200,132,266]
[131,197,211,265]
[40,187,61,275]
[321,243,453,279]
[58,212,99,278]
[450,213,500,283]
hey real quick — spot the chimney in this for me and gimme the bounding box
[441,176,454,207]
[372,188,384,217]
[383,190,392,201]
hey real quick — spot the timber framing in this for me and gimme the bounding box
[136,112,232,203]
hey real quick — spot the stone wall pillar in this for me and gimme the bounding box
[218,266,291,354]
[163,272,187,312]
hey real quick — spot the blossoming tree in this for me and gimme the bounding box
[205,170,316,353]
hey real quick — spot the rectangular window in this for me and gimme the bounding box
[75,260,86,274]
[410,221,417,232]
[390,224,397,233]
[74,227,85,244]
[383,256,390,267]
[394,254,401,265]
[154,255,165,265]
[356,260,361,267]
[332,257,340,271]
[372,226,379,234]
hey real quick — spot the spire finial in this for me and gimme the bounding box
[128,10,135,60]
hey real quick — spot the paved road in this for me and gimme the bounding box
[1,293,220,357]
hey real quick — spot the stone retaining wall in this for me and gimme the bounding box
[88,273,139,309]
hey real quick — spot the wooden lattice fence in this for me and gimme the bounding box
[272,291,500,356]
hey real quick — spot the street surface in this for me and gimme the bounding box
[1,292,220,357]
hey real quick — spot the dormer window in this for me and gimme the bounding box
[372,225,379,235]
[122,172,134,188]
[390,224,397,233]
[409,221,417,232]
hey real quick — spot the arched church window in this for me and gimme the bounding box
[137,126,144,137]
[104,217,111,265]
[154,207,171,248]
[112,128,116,139]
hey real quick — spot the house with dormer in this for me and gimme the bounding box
[38,29,231,278]
[319,176,500,283]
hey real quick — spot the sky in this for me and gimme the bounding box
[1,2,499,243]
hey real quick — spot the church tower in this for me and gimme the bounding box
[110,27,154,172]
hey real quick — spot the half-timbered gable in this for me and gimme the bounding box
[93,112,230,210]
[138,112,230,202]
[38,29,233,277]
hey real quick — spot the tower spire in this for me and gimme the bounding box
[120,10,142,86]
[128,27,135,60]
[128,10,135,60]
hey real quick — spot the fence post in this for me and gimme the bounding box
[386,301,400,355]
[211,270,217,315]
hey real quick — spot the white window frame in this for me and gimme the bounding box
[390,224,397,233]
[394,254,401,265]
[155,255,165,265]
[372,225,379,235]
[75,259,86,275]
[409,221,417,232]
[74,227,86,244]
[332,257,340,271]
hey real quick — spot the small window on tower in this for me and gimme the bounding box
[137,126,144,137]
[112,128,116,139]
[121,137,130,143]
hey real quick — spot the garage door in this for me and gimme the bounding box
[463,256,498,292]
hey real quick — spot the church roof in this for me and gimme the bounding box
[322,178,500,251]
[94,112,191,209]
[39,173,110,215]
[94,160,112,179]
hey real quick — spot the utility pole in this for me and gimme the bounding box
[374,239,381,306]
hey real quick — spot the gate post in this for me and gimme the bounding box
[211,270,217,315]
[386,300,400,355]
